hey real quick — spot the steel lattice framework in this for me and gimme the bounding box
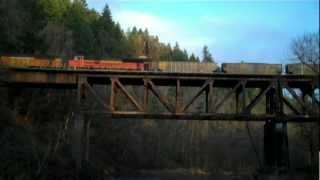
[2,67,320,170]
[75,73,319,122]
[2,67,319,121]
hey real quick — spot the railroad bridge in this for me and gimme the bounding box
[1,67,319,171]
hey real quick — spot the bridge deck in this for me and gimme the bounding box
[1,67,318,89]
[1,67,319,122]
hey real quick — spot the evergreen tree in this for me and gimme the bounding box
[183,49,189,61]
[172,42,186,61]
[102,4,112,24]
[0,0,193,61]
[202,45,214,63]
[189,53,197,62]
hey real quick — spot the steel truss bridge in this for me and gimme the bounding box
[1,67,319,170]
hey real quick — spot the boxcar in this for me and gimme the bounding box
[222,63,282,75]
[0,56,63,68]
[286,63,319,75]
[0,56,34,67]
[149,61,218,73]
[68,58,144,70]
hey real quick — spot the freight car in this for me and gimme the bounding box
[0,56,63,68]
[2,55,319,76]
[221,63,282,75]
[68,56,144,70]
[149,61,219,73]
[285,63,319,75]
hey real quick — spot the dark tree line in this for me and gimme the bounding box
[1,1,317,179]
[0,0,213,62]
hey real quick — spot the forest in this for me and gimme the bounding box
[0,0,213,62]
[0,0,319,180]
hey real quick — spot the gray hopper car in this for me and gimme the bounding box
[221,63,282,75]
[149,61,219,73]
[286,63,319,75]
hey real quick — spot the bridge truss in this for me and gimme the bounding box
[76,73,319,122]
[2,67,320,170]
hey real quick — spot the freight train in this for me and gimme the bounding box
[0,56,318,75]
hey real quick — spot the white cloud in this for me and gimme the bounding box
[113,10,214,56]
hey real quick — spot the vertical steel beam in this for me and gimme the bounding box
[276,81,284,116]
[310,81,319,111]
[236,89,240,114]
[72,113,84,170]
[241,82,246,112]
[264,120,276,168]
[144,79,149,112]
[73,76,87,170]
[110,78,117,112]
[264,80,289,171]
[276,80,289,169]
[176,79,181,113]
[236,81,246,113]
[84,118,91,162]
[266,83,275,115]
[205,80,213,113]
[264,82,276,169]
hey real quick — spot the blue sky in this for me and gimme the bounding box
[86,0,319,64]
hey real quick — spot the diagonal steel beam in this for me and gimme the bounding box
[115,79,143,112]
[213,81,244,113]
[311,93,320,106]
[182,80,213,112]
[147,79,174,113]
[243,85,272,114]
[284,84,312,114]
[83,82,109,111]
[281,96,301,115]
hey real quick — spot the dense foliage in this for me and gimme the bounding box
[0,0,211,62]
[0,1,318,179]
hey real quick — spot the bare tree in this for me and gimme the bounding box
[291,32,320,74]
[291,32,319,175]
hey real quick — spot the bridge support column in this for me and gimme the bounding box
[264,121,289,169]
[72,113,85,170]
[7,85,21,109]
[235,82,246,113]
[264,85,289,172]
[72,77,91,171]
